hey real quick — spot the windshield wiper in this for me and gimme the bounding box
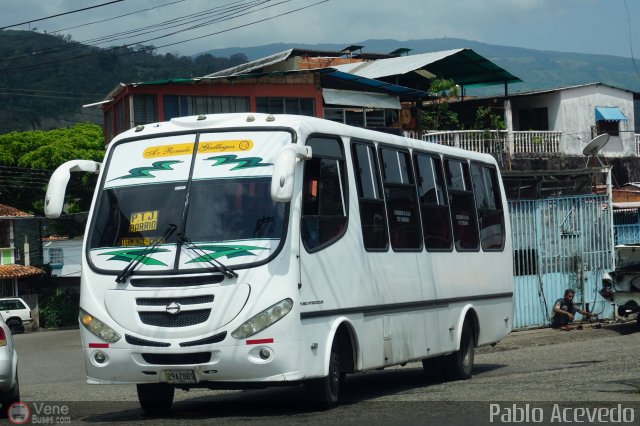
[177,233,238,279]
[115,224,177,283]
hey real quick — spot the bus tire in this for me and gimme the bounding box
[136,383,174,416]
[306,346,341,409]
[444,322,475,380]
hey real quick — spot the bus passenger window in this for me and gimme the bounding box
[414,153,452,250]
[352,142,388,250]
[445,159,479,251]
[301,137,348,251]
[380,147,421,251]
[470,164,505,250]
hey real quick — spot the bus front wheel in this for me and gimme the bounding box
[136,383,174,416]
[444,322,475,380]
[306,346,341,409]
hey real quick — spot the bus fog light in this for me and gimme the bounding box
[232,298,293,339]
[94,351,107,364]
[259,348,271,360]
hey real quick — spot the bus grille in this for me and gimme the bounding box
[141,352,211,365]
[130,276,224,288]
[138,309,211,327]
[136,295,214,306]
[125,334,170,347]
[180,331,227,347]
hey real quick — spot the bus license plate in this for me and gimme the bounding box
[163,369,196,384]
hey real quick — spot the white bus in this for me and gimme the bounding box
[45,113,513,414]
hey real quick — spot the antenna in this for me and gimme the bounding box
[582,133,610,167]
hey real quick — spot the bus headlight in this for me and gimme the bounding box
[231,298,293,339]
[79,309,121,343]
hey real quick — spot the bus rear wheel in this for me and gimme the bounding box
[306,347,341,409]
[136,383,174,416]
[444,322,475,380]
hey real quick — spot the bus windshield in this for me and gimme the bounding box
[87,130,291,274]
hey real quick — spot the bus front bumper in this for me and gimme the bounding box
[83,340,305,385]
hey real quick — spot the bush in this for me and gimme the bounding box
[38,288,80,329]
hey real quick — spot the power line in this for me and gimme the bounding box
[1,1,329,73]
[50,0,186,34]
[0,0,126,30]
[5,0,273,63]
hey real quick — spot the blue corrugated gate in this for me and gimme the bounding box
[508,195,614,329]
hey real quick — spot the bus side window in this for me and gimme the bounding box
[380,147,421,251]
[470,163,505,250]
[414,153,452,251]
[352,141,388,251]
[301,136,348,252]
[445,159,480,251]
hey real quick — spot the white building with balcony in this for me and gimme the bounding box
[429,83,639,159]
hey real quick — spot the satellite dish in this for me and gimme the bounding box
[582,133,610,156]
[582,133,610,167]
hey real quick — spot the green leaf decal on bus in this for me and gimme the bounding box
[185,245,268,263]
[98,248,170,266]
[112,160,182,180]
[204,155,272,171]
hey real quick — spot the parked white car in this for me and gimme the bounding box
[0,298,32,334]
[0,316,19,415]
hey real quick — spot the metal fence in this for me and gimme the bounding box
[613,208,640,245]
[509,195,614,328]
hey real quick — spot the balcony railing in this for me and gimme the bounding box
[420,130,562,155]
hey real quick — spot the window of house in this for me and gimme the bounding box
[470,163,505,251]
[301,136,348,251]
[352,141,388,250]
[380,147,421,250]
[49,248,64,264]
[323,109,387,128]
[133,94,157,126]
[256,97,315,116]
[596,120,619,137]
[445,159,479,251]
[518,107,549,130]
[414,153,452,250]
[163,95,250,120]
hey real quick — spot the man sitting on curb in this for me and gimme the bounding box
[551,288,595,331]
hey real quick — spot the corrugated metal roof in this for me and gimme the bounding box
[322,88,400,109]
[204,49,294,77]
[333,48,521,87]
[203,48,398,78]
[324,70,429,99]
[333,49,462,78]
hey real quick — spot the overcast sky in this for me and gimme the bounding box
[1,0,639,58]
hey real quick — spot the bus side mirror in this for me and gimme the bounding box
[271,145,312,202]
[45,160,101,218]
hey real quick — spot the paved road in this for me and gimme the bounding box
[10,320,640,425]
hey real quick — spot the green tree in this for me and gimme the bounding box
[420,78,461,130]
[0,123,104,225]
[473,106,505,130]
